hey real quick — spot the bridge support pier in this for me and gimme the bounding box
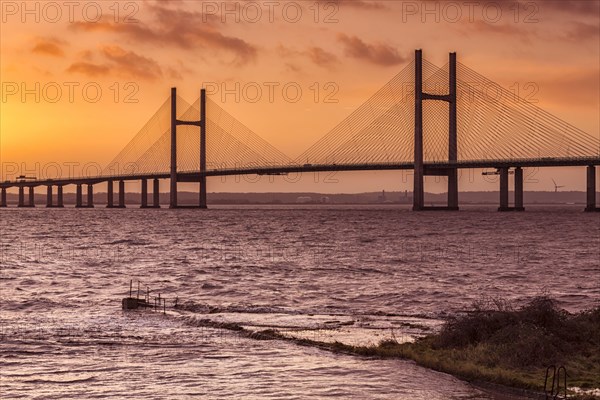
[57,186,64,207]
[152,178,160,208]
[498,167,525,211]
[18,187,25,207]
[585,165,598,212]
[118,180,126,208]
[421,168,460,210]
[76,184,83,208]
[448,169,459,210]
[498,167,511,211]
[514,167,525,211]
[498,168,510,211]
[28,187,35,207]
[76,184,93,208]
[140,179,148,208]
[1,188,7,207]
[107,180,114,208]
[46,185,53,207]
[87,184,94,208]
[199,181,207,209]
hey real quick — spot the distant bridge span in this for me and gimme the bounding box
[3,156,599,188]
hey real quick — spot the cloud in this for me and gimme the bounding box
[458,20,535,43]
[276,45,299,59]
[69,5,257,66]
[455,8,597,44]
[305,47,338,67]
[276,45,338,69]
[564,22,599,42]
[101,45,162,80]
[539,1,600,17]
[458,17,597,44]
[337,34,406,66]
[66,62,110,77]
[66,46,162,80]
[319,0,387,10]
[31,37,67,57]
[166,67,183,81]
[454,0,599,17]
[284,62,302,74]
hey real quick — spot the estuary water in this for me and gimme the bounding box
[1,205,599,399]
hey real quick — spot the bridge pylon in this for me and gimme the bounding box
[170,87,207,209]
[413,49,459,211]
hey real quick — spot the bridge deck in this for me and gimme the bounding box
[1,157,599,188]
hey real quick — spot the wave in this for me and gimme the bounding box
[104,239,149,246]
[23,376,97,384]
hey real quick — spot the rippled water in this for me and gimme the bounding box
[1,206,599,399]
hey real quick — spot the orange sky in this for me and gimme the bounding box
[1,0,599,193]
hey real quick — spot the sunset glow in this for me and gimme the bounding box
[1,1,599,192]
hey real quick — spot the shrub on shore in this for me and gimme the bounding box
[437,296,599,368]
[375,296,600,397]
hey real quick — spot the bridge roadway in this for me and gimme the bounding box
[1,156,598,211]
[1,156,599,188]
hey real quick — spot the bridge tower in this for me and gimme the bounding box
[170,88,207,209]
[413,49,459,211]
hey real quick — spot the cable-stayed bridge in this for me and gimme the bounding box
[1,50,599,211]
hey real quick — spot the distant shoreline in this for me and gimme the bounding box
[2,190,597,207]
